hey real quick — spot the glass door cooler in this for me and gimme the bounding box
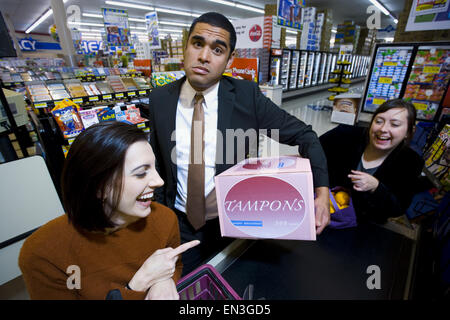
[269,49,283,85]
[280,49,291,91]
[297,51,308,88]
[289,50,300,90]
[304,51,315,87]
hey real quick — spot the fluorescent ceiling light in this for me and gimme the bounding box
[369,0,390,16]
[68,21,104,27]
[130,26,146,30]
[155,8,193,17]
[286,29,297,34]
[105,1,200,17]
[159,21,191,27]
[331,29,337,33]
[83,13,103,18]
[393,18,398,24]
[77,28,104,33]
[208,0,235,7]
[24,0,69,33]
[105,1,154,11]
[26,9,53,33]
[159,28,183,33]
[129,17,146,22]
[208,0,265,14]
[235,4,265,14]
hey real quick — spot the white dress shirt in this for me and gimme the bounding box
[174,80,219,213]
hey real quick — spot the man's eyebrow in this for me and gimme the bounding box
[191,35,228,49]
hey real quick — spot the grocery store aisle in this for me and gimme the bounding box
[260,81,366,157]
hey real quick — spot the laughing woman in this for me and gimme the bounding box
[319,99,424,223]
[19,122,199,300]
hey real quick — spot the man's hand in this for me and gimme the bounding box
[314,186,330,235]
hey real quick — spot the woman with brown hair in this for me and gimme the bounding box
[19,122,199,299]
[320,99,424,223]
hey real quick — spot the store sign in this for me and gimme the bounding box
[224,57,258,82]
[249,24,262,42]
[18,38,61,51]
[232,17,265,49]
[78,40,104,54]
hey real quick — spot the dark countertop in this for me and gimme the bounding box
[220,222,414,300]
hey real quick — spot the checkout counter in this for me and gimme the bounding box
[207,221,417,300]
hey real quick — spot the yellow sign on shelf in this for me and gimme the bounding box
[423,66,441,74]
[73,98,83,104]
[378,77,393,84]
[103,94,112,100]
[115,93,124,98]
[413,102,428,110]
[383,61,397,67]
[89,96,99,102]
[373,98,386,105]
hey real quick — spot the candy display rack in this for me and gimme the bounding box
[328,57,352,101]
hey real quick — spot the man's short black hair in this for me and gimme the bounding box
[188,12,237,55]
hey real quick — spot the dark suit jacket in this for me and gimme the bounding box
[319,124,424,223]
[148,76,329,210]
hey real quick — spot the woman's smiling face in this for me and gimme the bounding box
[104,141,164,226]
[369,107,409,153]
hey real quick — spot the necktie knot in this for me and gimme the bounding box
[194,93,204,106]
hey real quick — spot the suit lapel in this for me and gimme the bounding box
[160,77,185,183]
[216,77,235,174]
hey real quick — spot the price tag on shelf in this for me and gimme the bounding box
[103,94,112,100]
[89,96,99,102]
[138,90,146,95]
[73,98,83,104]
[383,61,397,67]
[128,91,136,97]
[137,123,146,129]
[68,138,75,145]
[423,66,441,74]
[115,93,124,98]
[373,98,386,105]
[413,102,428,110]
[378,77,393,84]
[34,102,48,108]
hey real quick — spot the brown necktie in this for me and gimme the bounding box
[186,93,206,230]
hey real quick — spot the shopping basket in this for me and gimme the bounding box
[176,264,241,300]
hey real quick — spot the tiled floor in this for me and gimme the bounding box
[260,81,366,157]
[0,81,367,300]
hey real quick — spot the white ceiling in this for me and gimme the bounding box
[0,0,405,35]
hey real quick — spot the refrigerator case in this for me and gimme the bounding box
[324,53,333,83]
[304,51,315,87]
[402,46,450,121]
[289,50,300,90]
[363,46,414,113]
[318,52,327,84]
[311,52,322,86]
[269,51,282,85]
[297,51,308,88]
[281,50,291,91]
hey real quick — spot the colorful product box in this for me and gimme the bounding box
[215,156,316,241]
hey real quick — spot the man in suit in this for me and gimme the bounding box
[148,12,330,275]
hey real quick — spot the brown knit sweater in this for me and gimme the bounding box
[19,202,182,300]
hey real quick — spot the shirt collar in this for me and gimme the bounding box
[180,79,220,109]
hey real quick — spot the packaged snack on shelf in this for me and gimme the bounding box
[79,109,100,129]
[115,104,147,124]
[65,80,88,98]
[51,99,84,138]
[95,107,116,122]
[107,76,127,92]
[121,77,138,91]
[95,81,113,94]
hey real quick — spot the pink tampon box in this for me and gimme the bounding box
[214,156,316,241]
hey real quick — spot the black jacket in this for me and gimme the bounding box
[319,124,424,223]
[147,76,329,209]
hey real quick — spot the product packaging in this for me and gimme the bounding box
[215,156,316,240]
[51,99,84,138]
